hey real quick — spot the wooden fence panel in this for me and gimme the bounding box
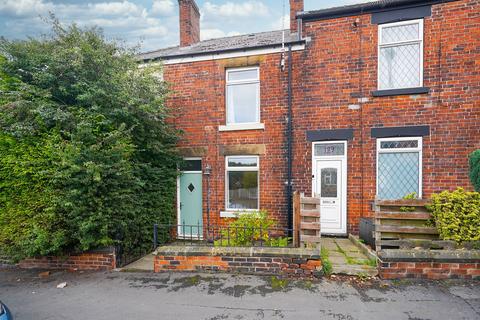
[293,192,321,247]
[375,199,439,251]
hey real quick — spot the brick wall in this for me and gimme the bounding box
[164,0,480,234]
[0,255,13,268]
[154,247,322,278]
[379,262,480,280]
[18,248,116,271]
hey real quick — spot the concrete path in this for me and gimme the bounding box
[120,252,155,272]
[1,268,479,320]
[322,237,378,276]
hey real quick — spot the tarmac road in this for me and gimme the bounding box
[1,268,479,320]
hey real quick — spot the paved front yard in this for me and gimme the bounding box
[1,268,479,320]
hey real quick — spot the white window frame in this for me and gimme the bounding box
[225,66,260,126]
[224,155,260,212]
[377,19,424,90]
[376,137,423,199]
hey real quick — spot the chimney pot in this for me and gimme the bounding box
[178,0,200,46]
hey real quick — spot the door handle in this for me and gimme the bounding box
[180,202,183,210]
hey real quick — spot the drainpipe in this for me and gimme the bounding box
[286,44,293,233]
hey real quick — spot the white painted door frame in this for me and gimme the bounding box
[312,141,348,235]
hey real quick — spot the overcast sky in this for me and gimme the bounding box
[0,0,373,52]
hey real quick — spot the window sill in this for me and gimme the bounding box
[372,87,430,97]
[219,123,265,132]
[220,211,238,218]
[220,210,257,218]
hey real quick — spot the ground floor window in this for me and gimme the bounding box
[226,156,259,210]
[376,137,422,199]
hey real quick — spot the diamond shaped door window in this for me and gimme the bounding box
[187,183,195,192]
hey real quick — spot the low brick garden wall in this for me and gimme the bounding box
[18,247,116,271]
[378,249,480,280]
[154,246,322,278]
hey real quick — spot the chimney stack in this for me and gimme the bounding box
[178,0,200,47]
[290,0,304,32]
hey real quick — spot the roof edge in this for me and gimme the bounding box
[298,0,459,21]
[141,39,305,63]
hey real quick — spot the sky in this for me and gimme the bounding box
[0,0,373,52]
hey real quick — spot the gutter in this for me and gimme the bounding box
[298,0,458,21]
[140,40,306,63]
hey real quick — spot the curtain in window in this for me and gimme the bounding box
[379,44,420,89]
[379,22,421,90]
[227,83,259,124]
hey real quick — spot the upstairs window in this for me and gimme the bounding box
[376,137,422,200]
[226,156,259,210]
[226,67,260,125]
[378,19,423,90]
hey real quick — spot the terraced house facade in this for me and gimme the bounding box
[140,0,480,236]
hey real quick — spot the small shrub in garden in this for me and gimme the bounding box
[429,188,480,242]
[470,149,480,192]
[214,211,289,247]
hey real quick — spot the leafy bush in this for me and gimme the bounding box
[214,211,290,247]
[429,188,480,242]
[0,19,179,261]
[470,150,480,191]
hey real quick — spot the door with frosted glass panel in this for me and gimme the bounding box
[316,160,343,234]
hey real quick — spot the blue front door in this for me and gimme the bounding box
[179,172,203,238]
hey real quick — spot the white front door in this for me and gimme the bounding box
[312,142,347,235]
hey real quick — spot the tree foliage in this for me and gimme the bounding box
[0,19,180,261]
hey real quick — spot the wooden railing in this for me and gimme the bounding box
[293,192,321,247]
[374,199,439,251]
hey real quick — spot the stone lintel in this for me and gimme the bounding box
[178,146,208,157]
[219,144,266,156]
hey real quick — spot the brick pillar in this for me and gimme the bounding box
[290,0,304,32]
[178,0,200,47]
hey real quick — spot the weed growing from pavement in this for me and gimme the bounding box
[269,276,289,291]
[320,247,333,276]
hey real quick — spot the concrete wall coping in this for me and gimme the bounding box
[379,249,480,263]
[155,246,320,259]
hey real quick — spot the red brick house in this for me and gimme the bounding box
[139,0,480,236]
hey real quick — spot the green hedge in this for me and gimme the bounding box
[429,188,480,242]
[0,20,179,261]
[470,149,480,192]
